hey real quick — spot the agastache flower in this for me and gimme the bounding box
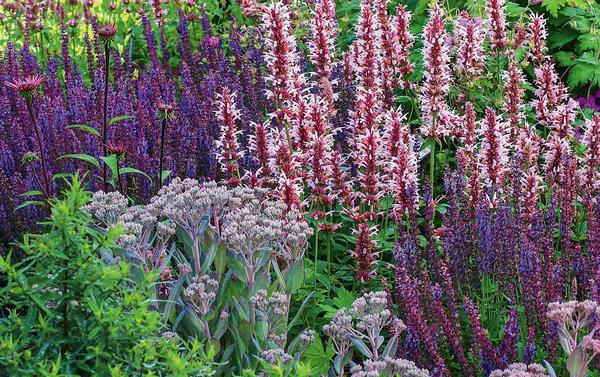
[550,98,578,139]
[393,4,414,88]
[454,12,486,81]
[352,222,379,282]
[419,3,454,139]
[308,0,338,113]
[215,87,244,187]
[261,3,305,121]
[478,108,509,197]
[579,114,600,199]
[375,0,397,107]
[503,56,527,129]
[248,121,273,186]
[382,108,419,217]
[533,61,566,125]
[528,13,547,64]
[486,0,507,52]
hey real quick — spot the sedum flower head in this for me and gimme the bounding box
[490,363,549,377]
[82,191,128,226]
[183,274,219,317]
[150,178,229,238]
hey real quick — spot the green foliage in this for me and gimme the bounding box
[547,4,600,93]
[0,175,213,376]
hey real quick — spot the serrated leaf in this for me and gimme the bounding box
[59,154,101,169]
[542,0,567,17]
[68,124,100,137]
[555,51,576,67]
[108,115,135,126]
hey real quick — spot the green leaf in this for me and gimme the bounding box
[119,167,153,183]
[20,190,44,197]
[68,124,100,137]
[100,155,119,179]
[554,51,575,67]
[160,170,172,184]
[285,260,304,293]
[108,115,135,126]
[59,154,101,169]
[288,291,314,330]
[14,200,45,211]
[542,0,567,17]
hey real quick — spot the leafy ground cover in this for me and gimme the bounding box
[1,0,600,376]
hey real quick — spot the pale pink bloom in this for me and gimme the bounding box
[454,12,486,80]
[486,0,507,51]
[478,108,509,194]
[419,3,454,139]
[214,87,244,187]
[528,13,547,63]
[262,3,305,121]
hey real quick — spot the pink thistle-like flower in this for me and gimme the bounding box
[454,12,486,81]
[4,75,46,98]
[533,61,566,125]
[249,121,273,186]
[215,87,244,187]
[157,101,176,121]
[352,222,379,282]
[107,142,128,158]
[528,13,548,64]
[486,0,507,52]
[478,108,509,195]
[96,23,117,42]
[579,114,600,198]
[419,3,454,139]
[503,56,527,129]
[393,4,414,87]
[262,3,305,121]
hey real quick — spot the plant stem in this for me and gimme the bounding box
[158,117,167,190]
[115,158,123,194]
[430,139,435,198]
[314,222,319,293]
[26,98,51,199]
[192,234,201,277]
[102,42,110,191]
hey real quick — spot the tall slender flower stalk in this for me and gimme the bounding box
[157,102,175,190]
[97,24,117,190]
[5,75,51,200]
